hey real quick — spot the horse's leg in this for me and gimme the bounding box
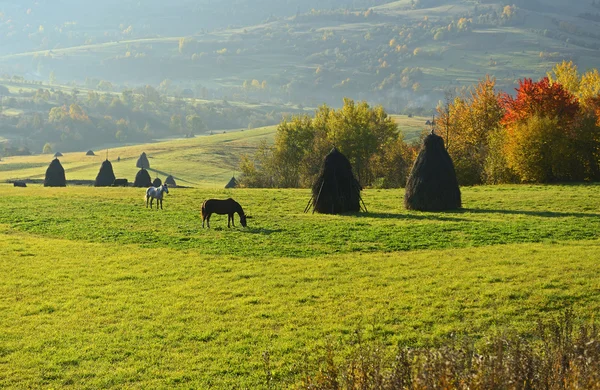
[150,197,154,209]
[231,213,235,227]
[207,214,211,228]
[159,198,162,210]
[146,196,149,208]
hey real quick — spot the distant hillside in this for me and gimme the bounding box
[1,0,600,112]
[0,114,425,186]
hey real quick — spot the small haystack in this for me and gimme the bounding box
[165,175,177,187]
[225,176,239,189]
[305,147,365,214]
[404,133,461,211]
[136,152,150,169]
[44,158,66,187]
[152,177,162,187]
[134,168,152,187]
[53,152,63,158]
[13,181,27,187]
[94,160,116,187]
[86,150,95,156]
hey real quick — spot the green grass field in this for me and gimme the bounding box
[0,183,599,388]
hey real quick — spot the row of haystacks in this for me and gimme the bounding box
[44,151,176,188]
[305,133,461,214]
[44,136,460,214]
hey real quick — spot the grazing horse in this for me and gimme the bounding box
[201,198,247,228]
[145,184,169,209]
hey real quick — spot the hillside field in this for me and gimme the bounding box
[0,183,599,388]
[0,114,427,187]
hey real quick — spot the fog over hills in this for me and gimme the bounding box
[1,0,600,111]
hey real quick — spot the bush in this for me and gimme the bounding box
[295,311,600,389]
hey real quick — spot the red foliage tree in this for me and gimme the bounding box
[500,77,592,182]
[501,77,579,128]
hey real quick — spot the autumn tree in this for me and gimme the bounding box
[436,76,504,185]
[501,77,587,182]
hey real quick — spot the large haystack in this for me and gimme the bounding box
[134,168,152,187]
[305,147,365,214]
[404,133,461,211]
[165,175,177,187]
[136,152,150,169]
[152,177,162,187]
[94,160,116,187]
[44,158,66,187]
[86,150,95,156]
[225,176,239,189]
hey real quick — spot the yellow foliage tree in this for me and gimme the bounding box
[437,76,504,185]
[547,61,580,96]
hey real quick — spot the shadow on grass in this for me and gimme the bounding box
[243,227,284,235]
[457,208,600,219]
[147,168,197,185]
[344,212,470,222]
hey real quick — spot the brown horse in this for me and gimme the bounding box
[201,198,247,228]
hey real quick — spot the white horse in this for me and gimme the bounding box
[145,184,169,209]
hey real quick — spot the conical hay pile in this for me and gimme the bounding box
[152,177,162,187]
[404,133,461,211]
[94,160,116,187]
[136,152,150,169]
[307,148,363,214]
[86,150,95,156]
[225,176,238,189]
[165,175,177,187]
[44,158,66,187]
[134,168,152,187]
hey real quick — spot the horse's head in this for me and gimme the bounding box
[163,184,169,194]
[240,213,247,227]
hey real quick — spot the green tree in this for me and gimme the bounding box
[48,71,56,85]
[240,99,407,188]
[97,80,113,91]
[186,115,206,136]
[170,115,182,134]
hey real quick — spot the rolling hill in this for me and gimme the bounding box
[1,0,600,112]
[0,114,426,187]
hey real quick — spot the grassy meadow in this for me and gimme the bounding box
[0,182,599,388]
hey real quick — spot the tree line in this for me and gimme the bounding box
[0,81,288,155]
[239,62,600,187]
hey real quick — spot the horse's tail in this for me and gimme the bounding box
[201,200,207,219]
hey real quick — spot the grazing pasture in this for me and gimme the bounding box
[0,183,599,388]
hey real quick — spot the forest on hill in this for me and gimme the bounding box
[2,0,600,154]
